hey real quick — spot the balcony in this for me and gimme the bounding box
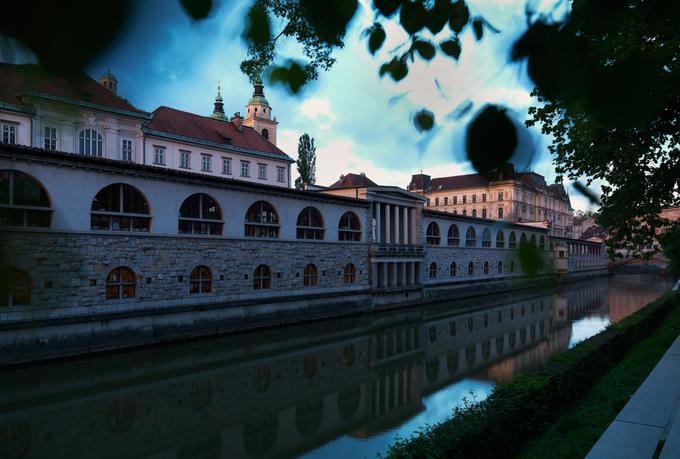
[370,243,424,257]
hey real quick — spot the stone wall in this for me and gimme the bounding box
[1,230,370,322]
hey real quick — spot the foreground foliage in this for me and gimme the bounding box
[386,290,679,458]
[517,294,680,458]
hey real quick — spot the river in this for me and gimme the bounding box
[0,273,672,459]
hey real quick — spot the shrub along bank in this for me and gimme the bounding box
[386,291,680,459]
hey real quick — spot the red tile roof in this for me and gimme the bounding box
[147,106,291,160]
[0,63,146,115]
[427,172,490,191]
[329,173,378,188]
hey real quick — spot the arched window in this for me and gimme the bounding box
[466,227,476,247]
[0,170,51,227]
[338,212,361,241]
[296,206,324,240]
[106,267,135,299]
[303,264,318,287]
[482,228,491,247]
[261,128,269,140]
[91,184,150,232]
[0,268,31,306]
[496,231,505,248]
[539,235,545,249]
[447,224,459,246]
[484,261,489,274]
[472,209,477,217]
[426,222,440,245]
[79,128,103,157]
[343,263,356,284]
[245,201,279,238]
[520,233,527,244]
[498,261,503,273]
[450,261,457,277]
[254,265,271,289]
[498,207,504,218]
[509,231,517,248]
[530,234,536,245]
[190,265,212,294]
[178,193,223,235]
[429,262,437,279]
[468,261,474,276]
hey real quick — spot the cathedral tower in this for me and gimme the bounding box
[243,78,278,145]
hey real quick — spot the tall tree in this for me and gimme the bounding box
[295,133,316,190]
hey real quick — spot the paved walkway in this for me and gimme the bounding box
[586,334,680,459]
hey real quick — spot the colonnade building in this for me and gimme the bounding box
[0,64,607,365]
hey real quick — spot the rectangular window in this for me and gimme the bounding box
[435,197,439,206]
[472,194,477,203]
[258,163,267,180]
[44,126,57,150]
[482,193,487,203]
[180,150,191,169]
[462,195,467,204]
[241,160,250,177]
[222,157,232,175]
[482,208,487,219]
[121,139,133,161]
[153,146,166,165]
[201,154,212,172]
[498,191,504,201]
[1,122,17,145]
[453,196,457,204]
[277,166,285,183]
[444,196,448,205]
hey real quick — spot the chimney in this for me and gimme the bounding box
[230,112,243,131]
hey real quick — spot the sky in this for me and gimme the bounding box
[82,0,595,211]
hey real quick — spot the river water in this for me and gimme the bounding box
[0,273,672,459]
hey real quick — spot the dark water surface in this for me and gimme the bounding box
[0,274,671,459]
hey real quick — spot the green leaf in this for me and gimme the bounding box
[440,38,461,60]
[414,109,435,131]
[374,0,402,17]
[448,0,470,34]
[573,181,602,205]
[400,0,427,35]
[269,61,308,94]
[243,3,270,46]
[414,39,435,60]
[466,105,517,172]
[368,24,386,55]
[179,0,212,20]
[472,17,484,40]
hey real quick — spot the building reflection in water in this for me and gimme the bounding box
[0,274,670,459]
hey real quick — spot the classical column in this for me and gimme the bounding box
[375,202,381,243]
[385,205,391,244]
[403,206,409,244]
[395,206,400,245]
[411,208,417,245]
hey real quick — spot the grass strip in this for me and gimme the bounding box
[386,291,679,459]
[516,295,680,458]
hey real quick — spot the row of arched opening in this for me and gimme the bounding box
[428,260,516,279]
[0,171,363,241]
[426,222,547,249]
[2,262,359,306]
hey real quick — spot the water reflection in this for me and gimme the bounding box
[0,274,670,459]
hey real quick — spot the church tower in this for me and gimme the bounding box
[210,83,227,121]
[243,78,278,145]
[99,69,118,93]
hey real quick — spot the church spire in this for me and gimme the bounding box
[210,81,227,121]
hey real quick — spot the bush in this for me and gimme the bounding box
[387,291,679,458]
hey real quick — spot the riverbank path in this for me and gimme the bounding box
[585,333,680,458]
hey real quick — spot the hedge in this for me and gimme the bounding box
[386,290,680,458]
